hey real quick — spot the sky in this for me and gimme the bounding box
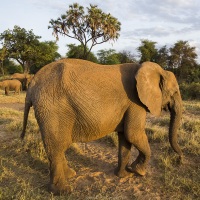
[1,0,200,62]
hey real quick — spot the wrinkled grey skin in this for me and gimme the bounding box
[0,79,22,95]
[21,59,183,195]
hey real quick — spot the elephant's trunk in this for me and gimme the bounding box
[168,92,183,161]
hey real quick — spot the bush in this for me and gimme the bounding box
[179,82,200,100]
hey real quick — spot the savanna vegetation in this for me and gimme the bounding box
[0,2,199,199]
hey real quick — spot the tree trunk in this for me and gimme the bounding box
[24,62,30,74]
[0,61,5,76]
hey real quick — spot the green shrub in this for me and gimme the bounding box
[180,82,200,100]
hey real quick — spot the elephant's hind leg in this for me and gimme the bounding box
[39,124,74,194]
[48,152,71,195]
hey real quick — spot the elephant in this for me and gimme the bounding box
[21,58,183,195]
[0,79,22,95]
[10,73,34,90]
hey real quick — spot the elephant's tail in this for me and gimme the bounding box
[20,97,32,140]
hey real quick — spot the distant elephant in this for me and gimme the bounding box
[0,79,22,95]
[21,59,183,195]
[10,73,34,90]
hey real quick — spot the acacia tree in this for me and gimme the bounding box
[49,3,121,59]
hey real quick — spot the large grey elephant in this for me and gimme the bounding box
[21,59,183,194]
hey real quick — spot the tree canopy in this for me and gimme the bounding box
[155,45,169,68]
[169,40,198,82]
[97,49,120,64]
[66,44,98,63]
[137,40,157,63]
[137,39,199,83]
[49,3,121,59]
[0,26,60,73]
[97,49,136,65]
[169,40,197,69]
[0,26,41,73]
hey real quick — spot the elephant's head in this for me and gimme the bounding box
[136,62,183,160]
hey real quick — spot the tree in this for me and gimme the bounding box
[30,41,61,73]
[66,44,98,63]
[138,40,158,63]
[117,50,137,63]
[169,41,197,68]
[0,26,60,73]
[2,58,23,74]
[169,40,197,82]
[49,3,121,60]
[97,49,120,64]
[155,45,169,68]
[0,26,41,73]
[0,47,7,75]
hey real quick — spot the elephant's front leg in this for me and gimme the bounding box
[130,133,151,176]
[62,155,76,179]
[125,105,151,176]
[116,132,132,178]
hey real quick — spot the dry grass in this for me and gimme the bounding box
[0,92,26,104]
[0,93,199,199]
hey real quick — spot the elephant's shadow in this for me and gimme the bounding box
[22,148,49,177]
[66,141,119,176]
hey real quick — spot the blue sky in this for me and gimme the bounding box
[1,0,200,62]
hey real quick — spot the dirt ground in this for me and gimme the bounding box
[0,100,199,200]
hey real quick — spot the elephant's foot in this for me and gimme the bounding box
[115,167,132,178]
[131,162,146,176]
[65,167,76,179]
[49,182,72,195]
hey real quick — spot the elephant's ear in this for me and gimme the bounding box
[136,62,164,117]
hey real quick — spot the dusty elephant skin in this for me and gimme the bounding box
[0,79,22,95]
[21,58,183,195]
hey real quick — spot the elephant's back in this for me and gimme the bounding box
[30,58,102,88]
[10,73,25,79]
[28,58,137,102]
[9,79,21,86]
